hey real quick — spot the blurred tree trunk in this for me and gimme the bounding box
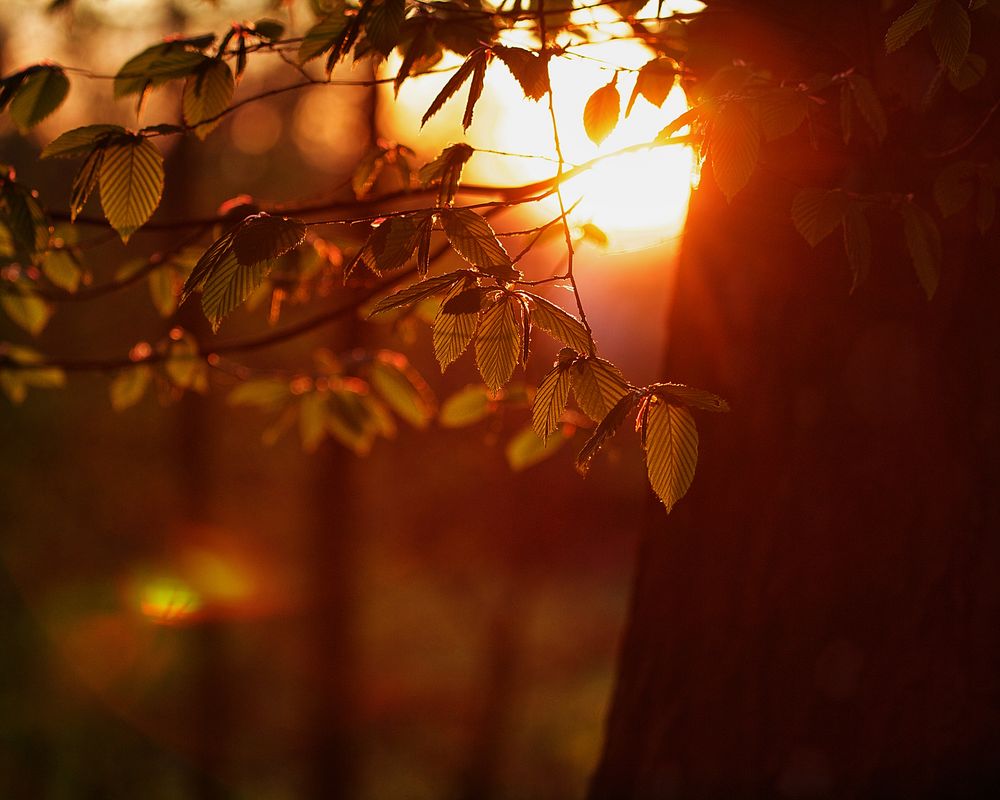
[591,2,1000,797]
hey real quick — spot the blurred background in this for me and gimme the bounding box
[0,1,692,797]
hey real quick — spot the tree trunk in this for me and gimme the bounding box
[591,3,1000,797]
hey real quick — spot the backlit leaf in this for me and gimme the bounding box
[441,208,519,282]
[708,99,759,200]
[847,75,887,142]
[571,356,629,421]
[41,249,81,292]
[475,295,522,392]
[109,365,151,411]
[930,0,970,73]
[652,383,730,412]
[421,48,487,128]
[369,270,470,316]
[371,352,435,428]
[757,87,809,141]
[643,398,698,513]
[299,391,329,452]
[7,67,69,130]
[1,292,52,335]
[365,0,406,56]
[201,248,269,331]
[885,0,937,53]
[433,275,479,371]
[531,362,572,439]
[583,77,620,146]
[351,212,431,278]
[299,13,348,63]
[114,43,206,99]
[99,136,164,242]
[492,44,549,101]
[791,188,849,247]
[182,59,234,139]
[41,124,124,159]
[524,293,592,355]
[576,390,638,475]
[506,426,563,471]
[439,384,491,428]
[70,148,104,222]
[626,58,675,116]
[228,378,290,410]
[149,265,178,317]
[232,213,307,266]
[420,143,474,206]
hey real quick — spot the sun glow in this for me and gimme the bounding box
[379,3,700,249]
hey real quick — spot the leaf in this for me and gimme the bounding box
[98,137,164,242]
[371,351,435,428]
[643,398,698,513]
[1,292,52,335]
[524,293,592,354]
[41,249,81,292]
[842,204,872,292]
[365,0,406,57]
[439,384,491,428]
[791,188,849,247]
[708,99,760,200]
[885,0,937,53]
[421,48,487,128]
[228,377,290,410]
[575,390,638,475]
[899,202,941,299]
[433,275,479,371]
[626,58,675,116]
[583,77,621,146]
[201,249,269,331]
[475,295,522,392]
[232,213,307,266]
[114,43,206,99]
[757,87,809,141]
[948,53,987,91]
[149,265,178,317]
[299,12,348,64]
[420,143,474,206]
[933,161,976,217]
[182,230,234,302]
[656,104,703,141]
[299,392,329,452]
[40,124,125,159]
[352,212,431,277]
[1,183,49,256]
[109,365,151,411]
[441,208,519,282]
[571,356,629,421]
[7,67,69,130]
[253,19,285,41]
[369,270,470,316]
[182,59,234,139]
[70,148,104,222]
[930,0,970,73]
[651,383,730,412]
[506,426,564,471]
[165,333,207,392]
[492,44,549,101]
[531,362,573,439]
[847,75,887,142]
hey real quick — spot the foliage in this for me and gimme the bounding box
[1,0,998,515]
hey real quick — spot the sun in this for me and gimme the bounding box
[378,3,700,250]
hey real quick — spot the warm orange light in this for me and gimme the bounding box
[138,577,202,626]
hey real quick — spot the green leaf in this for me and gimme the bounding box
[626,58,675,116]
[506,426,563,471]
[757,87,809,141]
[70,148,104,222]
[109,365,151,411]
[40,124,125,159]
[201,248,269,332]
[365,0,406,57]
[165,333,207,392]
[114,43,206,99]
[524,293,592,355]
[1,292,52,335]
[708,99,760,200]
[369,270,470,316]
[232,213,307,266]
[7,67,69,130]
[842,204,872,292]
[899,202,941,299]
[439,384,492,428]
[299,13,348,64]
[583,77,621,146]
[433,275,479,371]
[651,383,730,412]
[575,390,638,475]
[183,59,234,140]
[351,212,432,278]
[492,44,549,101]
[441,208,519,282]
[371,351,435,428]
[149,265,178,317]
[299,391,329,452]
[421,47,486,128]
[791,188,849,247]
[885,0,937,53]
[930,0,970,73]
[228,377,291,410]
[847,75,887,142]
[0,183,49,256]
[41,249,81,292]
[571,356,629,421]
[98,136,164,242]
[933,161,976,217]
[531,362,573,439]
[643,398,698,513]
[475,295,522,392]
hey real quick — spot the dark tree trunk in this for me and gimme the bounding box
[591,3,1000,797]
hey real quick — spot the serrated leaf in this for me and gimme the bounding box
[506,426,563,471]
[656,104,703,141]
[791,188,849,247]
[1,292,52,335]
[899,202,941,299]
[626,58,675,116]
[41,249,81,292]
[571,356,629,421]
[69,148,104,222]
[114,44,206,99]
[652,383,730,412]
[933,161,976,217]
[842,204,872,292]
[183,59,234,139]
[300,13,349,64]
[847,75,887,142]
[228,377,290,410]
[930,0,970,73]
[439,384,491,428]
[201,249,270,331]
[524,293,592,355]
[232,213,307,266]
[352,212,431,278]
[708,99,759,200]
[948,53,987,91]
[441,208,519,282]
[531,362,573,439]
[758,87,809,141]
[109,365,151,411]
[492,44,549,101]
[7,67,69,130]
[98,137,164,242]
[475,295,522,392]
[421,48,486,128]
[643,398,698,513]
[371,352,435,428]
[420,142,474,206]
[583,78,620,146]
[433,276,479,371]
[365,0,406,57]
[369,270,470,316]
[575,390,638,475]
[40,124,124,159]
[885,0,937,53]
[1,184,49,256]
